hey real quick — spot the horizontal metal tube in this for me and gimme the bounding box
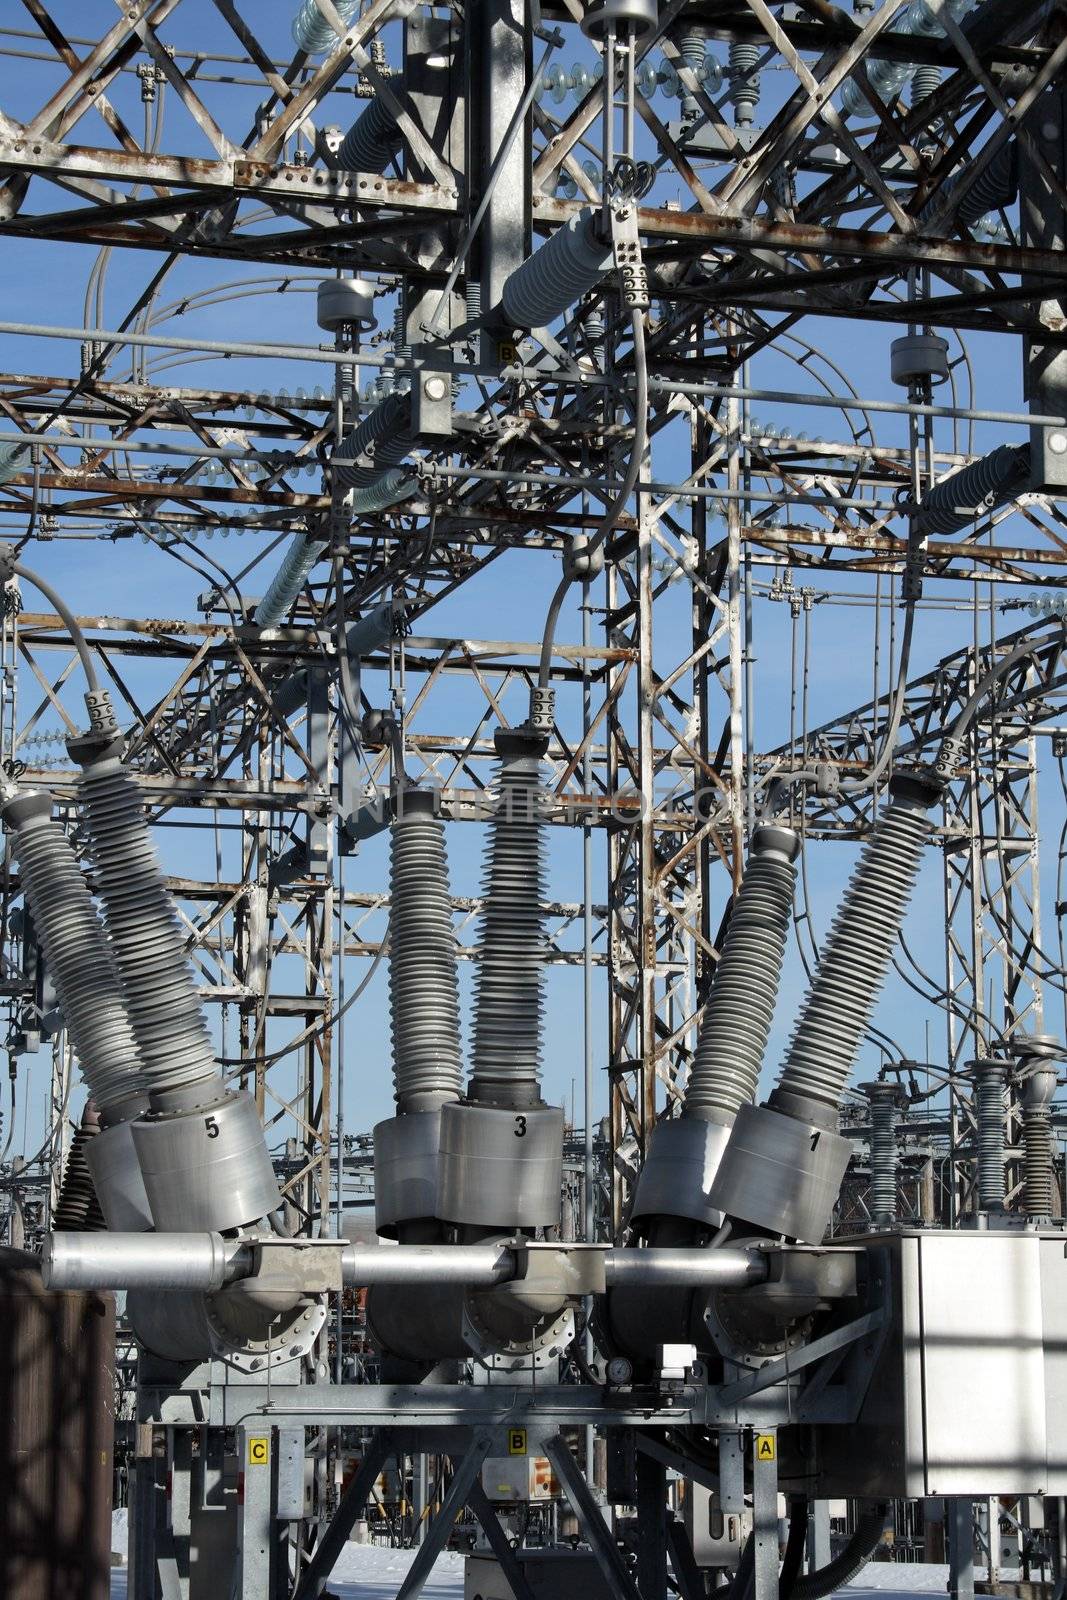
[41,1235,766,1293]
[604,1247,768,1288]
[341,1244,516,1286]
[43,1231,250,1292]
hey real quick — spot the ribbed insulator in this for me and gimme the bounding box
[336,96,403,175]
[333,393,412,491]
[389,796,463,1112]
[1023,1107,1053,1217]
[684,830,798,1126]
[920,141,1018,230]
[292,0,359,54]
[957,141,1018,226]
[79,760,219,1108]
[0,442,27,485]
[915,444,1029,537]
[910,64,941,105]
[351,467,415,515]
[866,1086,899,1226]
[681,28,704,113]
[470,748,546,1107]
[774,792,935,1121]
[254,533,329,627]
[972,1061,1006,1211]
[500,209,613,331]
[465,279,482,322]
[54,1115,106,1232]
[728,41,760,124]
[8,801,146,1118]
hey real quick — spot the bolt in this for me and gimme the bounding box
[1049,431,1067,455]
[423,374,448,402]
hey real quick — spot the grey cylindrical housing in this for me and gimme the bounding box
[344,1241,517,1286]
[317,277,376,332]
[436,1102,564,1228]
[4,793,147,1121]
[708,1101,852,1245]
[77,757,220,1108]
[604,1246,767,1289]
[336,97,403,175]
[373,1110,444,1237]
[684,823,799,1129]
[501,210,613,331]
[43,1230,247,1292]
[84,1117,153,1231]
[470,736,547,1108]
[388,791,463,1113]
[629,1116,730,1228]
[131,1090,281,1232]
[772,775,939,1125]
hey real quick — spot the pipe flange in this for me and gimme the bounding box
[701,1275,813,1371]
[204,1293,326,1374]
[461,1298,575,1373]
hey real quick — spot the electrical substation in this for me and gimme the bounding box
[5,1,1067,1597]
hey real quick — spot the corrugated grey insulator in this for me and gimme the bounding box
[78,759,220,1109]
[336,96,403,175]
[728,41,760,125]
[972,1059,1006,1211]
[465,279,482,322]
[910,64,941,105]
[914,444,1029,537]
[684,825,799,1127]
[920,141,1018,230]
[1023,1108,1053,1217]
[681,28,704,115]
[470,741,547,1108]
[501,209,613,331]
[54,1105,106,1232]
[865,1083,900,1226]
[333,393,412,491]
[772,778,939,1124]
[389,792,463,1112]
[292,0,359,54]
[5,795,147,1120]
[350,467,415,515]
[253,533,329,627]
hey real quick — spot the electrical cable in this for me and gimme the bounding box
[537,308,648,689]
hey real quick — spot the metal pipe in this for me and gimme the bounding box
[43,1230,250,1292]
[42,1233,769,1292]
[602,1247,768,1288]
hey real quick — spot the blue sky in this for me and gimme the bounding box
[2,4,1062,1172]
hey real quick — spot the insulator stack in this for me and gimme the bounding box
[728,41,760,126]
[971,1059,1007,1211]
[500,209,613,331]
[388,791,463,1112]
[910,64,941,104]
[336,97,403,175]
[914,444,1029,537]
[685,825,799,1127]
[680,28,704,117]
[772,774,940,1127]
[54,1104,106,1232]
[253,532,329,627]
[4,793,146,1121]
[292,0,359,53]
[470,733,547,1109]
[333,393,412,491]
[1017,1039,1059,1217]
[77,759,219,1109]
[863,1082,902,1227]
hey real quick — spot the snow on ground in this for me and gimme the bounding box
[110,1531,957,1599]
